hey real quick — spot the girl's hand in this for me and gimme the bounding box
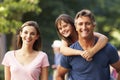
[80,50,93,61]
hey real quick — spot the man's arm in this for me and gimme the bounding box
[111,60,120,80]
[118,72,120,80]
[117,72,120,80]
[56,65,69,80]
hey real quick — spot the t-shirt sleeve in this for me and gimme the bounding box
[60,55,71,69]
[1,51,11,66]
[108,44,119,64]
[60,42,78,69]
[41,53,49,67]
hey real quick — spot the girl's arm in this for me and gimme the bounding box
[92,32,108,54]
[60,40,90,61]
[60,39,84,56]
[82,32,108,60]
[60,32,108,61]
[40,67,49,80]
[4,66,11,80]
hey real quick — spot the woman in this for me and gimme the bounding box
[2,21,49,80]
[55,14,108,61]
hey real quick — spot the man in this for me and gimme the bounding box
[56,9,120,80]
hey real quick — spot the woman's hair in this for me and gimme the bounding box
[55,14,76,46]
[16,21,42,51]
[75,9,96,25]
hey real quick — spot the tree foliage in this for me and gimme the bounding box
[0,0,41,34]
[1,0,119,49]
[39,0,120,49]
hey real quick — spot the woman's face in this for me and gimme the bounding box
[20,26,39,46]
[57,20,73,38]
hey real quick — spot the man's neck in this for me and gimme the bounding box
[78,36,95,50]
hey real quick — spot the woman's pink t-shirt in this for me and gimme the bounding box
[2,50,49,80]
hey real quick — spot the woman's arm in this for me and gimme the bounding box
[40,67,49,80]
[4,66,11,80]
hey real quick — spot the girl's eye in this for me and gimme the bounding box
[58,27,62,31]
[31,32,36,35]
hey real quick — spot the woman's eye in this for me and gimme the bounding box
[63,24,68,28]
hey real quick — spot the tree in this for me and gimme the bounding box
[0,0,41,34]
[0,0,41,51]
[38,0,120,49]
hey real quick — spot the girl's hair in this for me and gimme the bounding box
[16,21,42,51]
[55,14,76,46]
[75,9,96,25]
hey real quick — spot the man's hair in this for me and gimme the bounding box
[74,9,96,25]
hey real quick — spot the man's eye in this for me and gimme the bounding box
[86,22,91,25]
[78,23,82,26]
[24,31,28,34]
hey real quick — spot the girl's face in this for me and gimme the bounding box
[57,20,73,38]
[20,26,39,46]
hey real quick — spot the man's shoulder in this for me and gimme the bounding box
[69,41,83,50]
[105,43,117,50]
[70,41,79,47]
[103,43,118,54]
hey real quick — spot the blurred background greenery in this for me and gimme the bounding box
[0,0,120,80]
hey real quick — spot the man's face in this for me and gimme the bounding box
[75,16,95,39]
